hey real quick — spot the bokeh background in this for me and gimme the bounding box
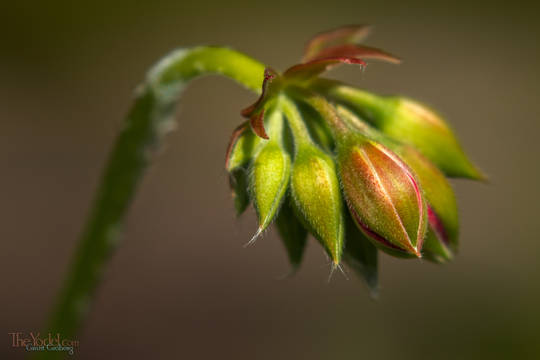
[2,0,539,359]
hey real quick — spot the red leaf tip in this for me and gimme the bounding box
[250,110,269,140]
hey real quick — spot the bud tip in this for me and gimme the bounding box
[244,227,263,247]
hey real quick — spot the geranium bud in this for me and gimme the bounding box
[225,123,261,216]
[316,82,484,180]
[337,135,427,257]
[275,197,308,270]
[335,105,458,261]
[290,144,344,264]
[382,97,484,180]
[394,145,458,262]
[250,111,291,234]
[225,123,261,173]
[422,216,453,263]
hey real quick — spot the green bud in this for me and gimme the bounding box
[337,134,427,258]
[291,144,344,264]
[423,227,453,263]
[316,81,484,179]
[337,105,458,262]
[343,214,378,293]
[250,111,291,233]
[395,145,458,262]
[225,123,261,173]
[275,196,308,270]
[279,95,345,264]
[381,97,484,180]
[225,123,262,216]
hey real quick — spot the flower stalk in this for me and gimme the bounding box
[38,47,266,359]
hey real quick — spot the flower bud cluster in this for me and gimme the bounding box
[224,25,483,289]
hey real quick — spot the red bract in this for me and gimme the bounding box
[241,25,402,140]
[283,57,367,80]
[241,68,278,139]
[303,24,372,62]
[306,44,401,64]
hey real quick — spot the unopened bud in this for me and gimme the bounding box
[384,97,484,180]
[250,111,291,232]
[290,144,344,264]
[317,82,484,180]
[394,145,458,262]
[225,123,261,216]
[337,105,458,261]
[337,135,427,257]
[225,123,261,173]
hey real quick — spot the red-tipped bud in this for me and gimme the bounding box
[337,136,427,257]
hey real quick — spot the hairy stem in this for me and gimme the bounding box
[37,46,265,359]
[310,78,389,125]
[278,95,313,147]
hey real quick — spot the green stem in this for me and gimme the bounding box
[285,86,349,138]
[310,78,390,126]
[37,46,265,359]
[278,95,312,148]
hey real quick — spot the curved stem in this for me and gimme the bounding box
[37,46,265,359]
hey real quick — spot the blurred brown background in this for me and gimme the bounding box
[1,0,539,359]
